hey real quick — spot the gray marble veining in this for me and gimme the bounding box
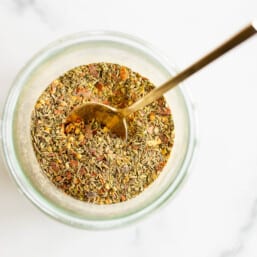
[4,0,48,25]
[218,197,257,257]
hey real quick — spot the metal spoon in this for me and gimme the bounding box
[66,21,257,140]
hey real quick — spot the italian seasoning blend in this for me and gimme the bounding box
[31,63,174,204]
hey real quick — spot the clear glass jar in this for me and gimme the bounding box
[1,31,197,229]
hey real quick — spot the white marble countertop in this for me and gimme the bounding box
[1,0,257,256]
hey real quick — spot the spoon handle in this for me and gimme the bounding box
[121,21,257,117]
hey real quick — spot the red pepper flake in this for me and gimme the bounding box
[157,98,165,106]
[61,123,65,134]
[121,195,126,201]
[65,123,75,134]
[132,145,139,150]
[110,69,119,82]
[75,117,82,123]
[131,92,137,101]
[61,184,68,190]
[66,171,72,180]
[149,112,155,121]
[96,155,105,161]
[56,176,62,182]
[95,82,104,92]
[88,64,99,78]
[159,107,171,115]
[120,66,129,81]
[70,160,78,168]
[99,177,105,184]
[118,102,126,108]
[102,99,110,105]
[89,148,97,156]
[76,87,91,97]
[50,84,57,94]
[160,135,169,144]
[147,126,154,134]
[97,188,104,195]
[50,162,59,172]
[157,162,165,171]
[48,153,55,157]
[73,177,80,184]
[78,167,86,176]
[84,125,93,139]
[54,109,63,115]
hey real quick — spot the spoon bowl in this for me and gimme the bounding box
[66,102,128,139]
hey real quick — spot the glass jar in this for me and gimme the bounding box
[1,31,197,229]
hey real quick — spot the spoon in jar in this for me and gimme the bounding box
[66,21,257,140]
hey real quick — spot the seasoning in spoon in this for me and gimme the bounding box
[31,63,175,204]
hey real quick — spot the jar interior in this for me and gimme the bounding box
[7,32,192,224]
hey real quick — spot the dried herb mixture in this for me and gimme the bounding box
[31,63,174,204]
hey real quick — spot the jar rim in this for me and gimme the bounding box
[1,30,198,229]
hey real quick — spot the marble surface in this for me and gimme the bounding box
[1,0,257,256]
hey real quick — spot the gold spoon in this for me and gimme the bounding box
[66,21,257,140]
